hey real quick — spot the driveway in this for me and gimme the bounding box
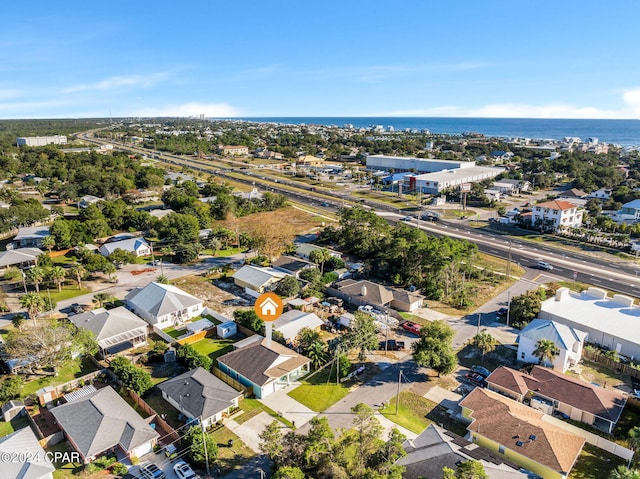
[258,383,317,428]
[134,451,180,479]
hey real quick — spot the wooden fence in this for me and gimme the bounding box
[212,367,252,397]
[177,330,208,345]
[582,348,640,380]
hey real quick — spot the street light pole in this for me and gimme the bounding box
[477,313,481,336]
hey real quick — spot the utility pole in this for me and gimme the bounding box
[384,312,390,356]
[395,368,402,415]
[477,313,481,336]
[201,418,210,477]
[506,241,512,279]
[506,291,511,327]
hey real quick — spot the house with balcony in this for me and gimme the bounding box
[530,200,583,232]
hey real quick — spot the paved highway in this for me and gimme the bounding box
[81,134,640,298]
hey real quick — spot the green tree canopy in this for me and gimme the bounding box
[412,320,457,376]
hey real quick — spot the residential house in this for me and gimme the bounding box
[68,306,148,357]
[294,243,343,261]
[530,200,583,232]
[397,424,532,479]
[613,199,640,223]
[0,247,43,271]
[158,367,243,428]
[99,237,151,258]
[78,195,104,208]
[164,172,195,184]
[486,366,627,434]
[272,310,324,342]
[51,386,159,464]
[272,255,316,278]
[12,226,50,249]
[148,208,175,219]
[517,319,587,372]
[491,181,522,195]
[217,335,310,398]
[539,287,640,360]
[125,282,204,329]
[459,388,585,479]
[0,425,56,479]
[233,187,263,201]
[333,279,424,312]
[232,265,289,297]
[587,188,612,200]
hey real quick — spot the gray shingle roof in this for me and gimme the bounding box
[0,425,56,479]
[69,306,148,350]
[125,282,202,318]
[51,386,158,460]
[158,367,242,421]
[0,248,43,268]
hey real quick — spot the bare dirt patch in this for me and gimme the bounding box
[219,206,326,237]
[171,275,251,318]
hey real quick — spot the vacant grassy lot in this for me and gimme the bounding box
[288,368,350,412]
[209,425,256,475]
[235,398,293,428]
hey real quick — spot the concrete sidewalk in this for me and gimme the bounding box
[258,383,318,428]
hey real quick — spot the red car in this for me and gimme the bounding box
[401,321,421,335]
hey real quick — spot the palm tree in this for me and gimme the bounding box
[309,249,332,275]
[156,274,169,284]
[11,313,25,331]
[609,465,640,479]
[48,266,67,292]
[473,332,496,360]
[533,339,559,366]
[70,263,87,290]
[25,266,45,293]
[20,293,45,322]
[93,292,112,309]
[41,236,55,254]
[307,341,327,370]
[103,262,116,282]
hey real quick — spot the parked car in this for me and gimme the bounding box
[70,303,84,314]
[464,372,486,387]
[471,365,492,378]
[536,260,553,271]
[379,339,406,351]
[173,460,199,479]
[320,202,329,207]
[401,216,414,222]
[401,321,421,335]
[139,463,165,479]
[552,410,570,420]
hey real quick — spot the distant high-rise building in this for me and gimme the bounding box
[16,135,67,147]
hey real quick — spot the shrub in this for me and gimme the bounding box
[111,462,128,476]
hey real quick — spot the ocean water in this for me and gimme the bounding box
[232,117,640,147]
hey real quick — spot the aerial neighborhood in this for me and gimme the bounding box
[1,118,640,479]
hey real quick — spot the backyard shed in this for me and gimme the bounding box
[217,321,237,339]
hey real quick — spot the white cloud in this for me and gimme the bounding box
[623,88,640,117]
[125,102,242,118]
[63,72,172,93]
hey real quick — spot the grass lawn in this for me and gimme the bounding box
[209,426,256,475]
[380,390,468,436]
[287,368,350,412]
[191,338,236,362]
[21,357,100,398]
[43,287,92,303]
[235,398,293,428]
[49,441,84,479]
[164,326,186,339]
[143,387,182,428]
[0,414,29,438]
[569,443,625,479]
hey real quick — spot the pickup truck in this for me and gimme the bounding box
[379,339,405,351]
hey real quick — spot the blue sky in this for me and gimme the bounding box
[2,0,640,119]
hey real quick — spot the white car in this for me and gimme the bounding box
[173,460,199,479]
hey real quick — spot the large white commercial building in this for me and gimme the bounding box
[16,135,67,147]
[366,155,474,173]
[411,166,504,194]
[539,287,640,360]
